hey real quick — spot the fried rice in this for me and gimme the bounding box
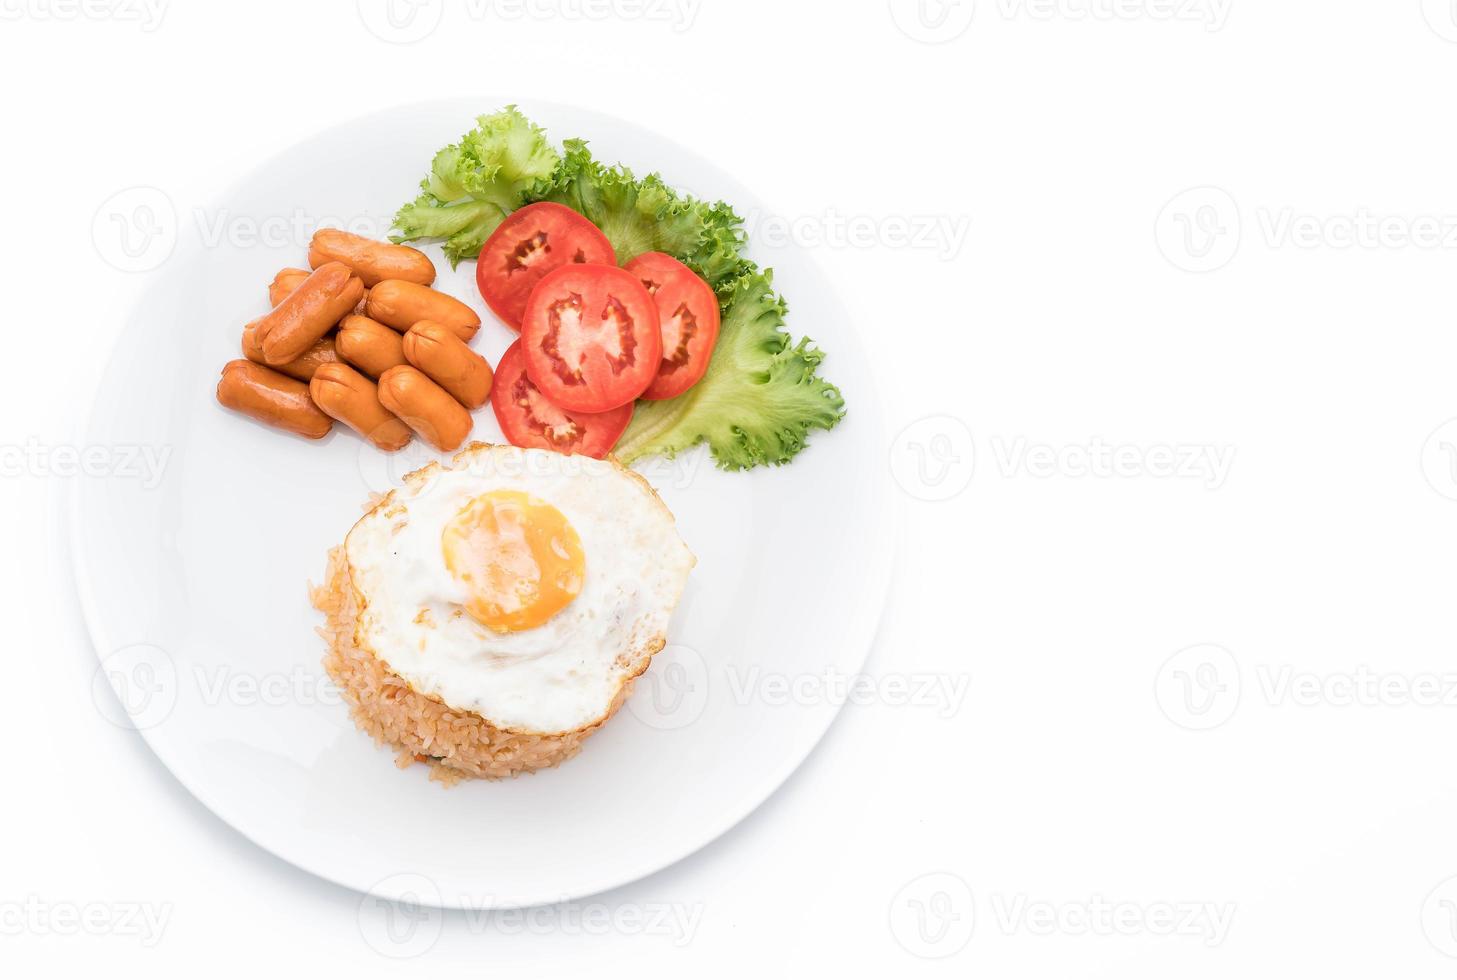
[312,544,649,787]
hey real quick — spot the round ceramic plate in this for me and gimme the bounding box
[71,99,893,909]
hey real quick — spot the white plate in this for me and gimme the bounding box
[71,99,893,910]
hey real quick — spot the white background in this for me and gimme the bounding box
[5,0,1457,975]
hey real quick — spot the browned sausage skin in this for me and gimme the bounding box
[403,320,494,409]
[216,360,332,439]
[308,229,436,288]
[336,315,407,379]
[241,327,339,382]
[309,363,412,451]
[268,268,311,307]
[366,280,481,340]
[377,365,473,452]
[254,262,363,365]
[272,268,368,316]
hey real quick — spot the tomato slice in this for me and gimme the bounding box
[491,340,632,459]
[519,263,662,413]
[476,202,615,330]
[622,252,722,401]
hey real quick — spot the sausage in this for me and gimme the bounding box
[268,267,310,307]
[366,280,480,340]
[377,365,473,452]
[309,229,436,288]
[271,267,368,315]
[336,315,407,379]
[403,321,494,409]
[241,326,339,382]
[254,262,364,365]
[216,360,332,439]
[309,363,412,452]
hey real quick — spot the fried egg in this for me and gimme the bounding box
[344,443,695,735]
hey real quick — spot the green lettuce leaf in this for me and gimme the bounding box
[535,140,749,282]
[613,271,845,469]
[391,106,559,266]
[533,143,842,467]
[391,109,846,469]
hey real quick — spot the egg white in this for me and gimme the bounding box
[344,443,695,735]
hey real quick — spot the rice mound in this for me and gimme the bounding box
[312,544,645,786]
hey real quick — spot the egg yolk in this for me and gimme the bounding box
[441,490,585,632]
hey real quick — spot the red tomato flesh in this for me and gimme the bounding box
[490,340,632,458]
[476,202,615,330]
[519,263,662,413]
[622,251,721,401]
